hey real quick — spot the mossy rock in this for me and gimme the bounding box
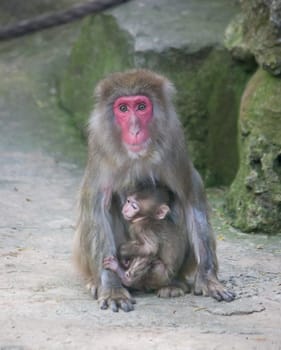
[60,14,134,130]
[60,0,252,186]
[227,69,281,234]
[225,0,281,76]
[224,13,256,69]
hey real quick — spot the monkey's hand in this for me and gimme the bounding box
[98,286,136,312]
[194,271,235,302]
[103,256,119,272]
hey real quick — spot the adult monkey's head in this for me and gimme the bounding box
[91,69,177,159]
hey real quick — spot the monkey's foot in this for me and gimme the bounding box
[194,274,235,302]
[98,287,136,312]
[156,285,186,298]
[86,281,98,299]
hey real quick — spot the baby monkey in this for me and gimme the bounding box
[103,186,188,297]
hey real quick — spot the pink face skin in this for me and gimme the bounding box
[113,95,153,153]
[122,196,140,221]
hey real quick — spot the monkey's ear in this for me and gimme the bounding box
[155,204,170,220]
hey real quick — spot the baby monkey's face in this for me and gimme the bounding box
[122,195,140,221]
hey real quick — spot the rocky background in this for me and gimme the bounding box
[1,0,280,231]
[225,0,281,233]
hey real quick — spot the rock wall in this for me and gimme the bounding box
[225,0,281,234]
[60,0,252,186]
[225,0,281,76]
[227,69,281,233]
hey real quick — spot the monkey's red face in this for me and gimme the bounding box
[113,95,153,153]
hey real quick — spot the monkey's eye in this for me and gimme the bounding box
[131,202,138,210]
[137,103,146,111]
[119,104,128,113]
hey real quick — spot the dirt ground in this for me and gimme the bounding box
[0,24,280,350]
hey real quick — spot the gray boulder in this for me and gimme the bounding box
[225,0,281,76]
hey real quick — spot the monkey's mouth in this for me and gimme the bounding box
[127,144,145,152]
[122,213,132,221]
[125,139,151,153]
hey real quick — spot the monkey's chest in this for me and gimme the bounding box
[114,162,162,192]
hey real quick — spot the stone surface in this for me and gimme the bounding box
[60,0,251,186]
[0,13,280,350]
[227,69,281,234]
[226,0,281,76]
[266,0,281,29]
[224,14,256,66]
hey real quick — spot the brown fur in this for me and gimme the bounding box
[112,188,188,296]
[73,69,235,312]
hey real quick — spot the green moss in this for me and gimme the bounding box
[60,15,134,131]
[240,70,281,143]
[202,50,252,185]
[240,0,281,76]
[224,14,256,68]
[228,69,281,234]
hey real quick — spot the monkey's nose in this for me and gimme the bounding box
[130,127,140,137]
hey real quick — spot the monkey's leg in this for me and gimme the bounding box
[194,271,235,302]
[156,280,189,298]
[143,260,187,298]
[123,257,151,286]
[79,243,135,312]
[183,170,235,302]
[98,269,136,312]
[97,238,136,311]
[75,196,135,312]
[103,255,128,285]
[96,192,138,312]
[189,207,235,302]
[192,239,235,302]
[73,227,99,299]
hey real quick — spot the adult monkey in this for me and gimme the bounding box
[74,69,235,312]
